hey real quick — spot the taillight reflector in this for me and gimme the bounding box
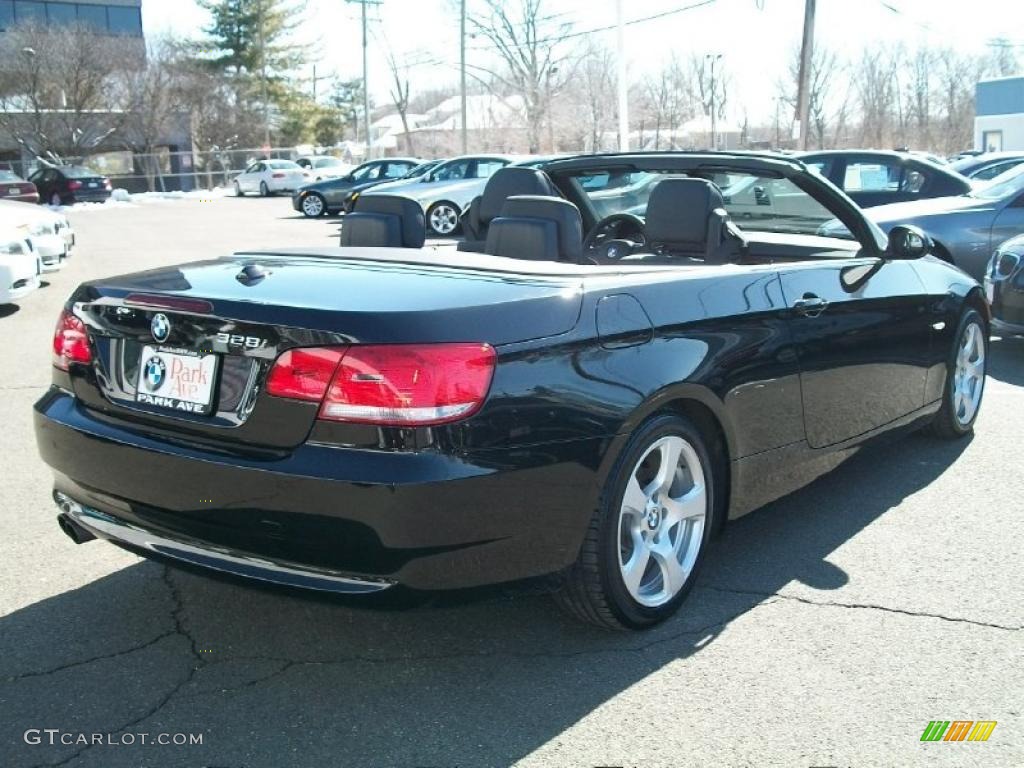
[266,343,496,426]
[68,180,82,190]
[266,347,346,401]
[52,308,92,370]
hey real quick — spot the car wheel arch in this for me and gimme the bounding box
[599,385,734,533]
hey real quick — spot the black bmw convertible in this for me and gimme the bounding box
[35,152,988,630]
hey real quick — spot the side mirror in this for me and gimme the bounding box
[887,224,931,259]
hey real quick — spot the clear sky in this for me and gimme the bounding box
[141,0,1024,122]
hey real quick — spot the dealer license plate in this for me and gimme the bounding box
[136,345,218,415]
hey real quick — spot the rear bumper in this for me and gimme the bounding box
[34,389,601,591]
[58,497,391,594]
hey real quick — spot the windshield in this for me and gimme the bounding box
[970,163,1024,199]
[0,171,20,182]
[573,169,843,238]
[404,161,439,179]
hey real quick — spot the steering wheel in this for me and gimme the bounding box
[582,213,646,259]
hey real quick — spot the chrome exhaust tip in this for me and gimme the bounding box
[53,491,96,544]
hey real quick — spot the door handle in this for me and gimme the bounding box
[793,294,829,317]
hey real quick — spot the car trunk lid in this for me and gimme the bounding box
[67,251,583,450]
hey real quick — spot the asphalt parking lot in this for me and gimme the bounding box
[1,195,1022,768]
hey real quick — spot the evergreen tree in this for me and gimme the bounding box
[193,0,307,144]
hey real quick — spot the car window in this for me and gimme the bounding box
[62,166,99,179]
[573,170,846,239]
[0,170,19,182]
[433,161,470,181]
[267,160,301,170]
[381,163,410,178]
[971,163,1024,199]
[842,161,901,192]
[314,158,343,168]
[974,160,1023,181]
[804,161,829,177]
[473,159,508,179]
[296,159,311,168]
[351,163,380,181]
[244,163,260,174]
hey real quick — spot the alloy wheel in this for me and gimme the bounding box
[429,203,459,235]
[302,194,325,217]
[617,435,707,608]
[953,321,985,426]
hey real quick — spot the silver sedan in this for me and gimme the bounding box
[853,164,1024,281]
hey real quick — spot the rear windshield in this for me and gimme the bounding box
[63,166,100,178]
[0,170,20,182]
[268,160,301,170]
[314,157,344,168]
[573,170,842,237]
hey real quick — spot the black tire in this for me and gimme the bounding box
[553,413,719,630]
[300,192,327,218]
[426,201,461,236]
[929,307,987,439]
[234,182,244,197]
[259,181,270,197]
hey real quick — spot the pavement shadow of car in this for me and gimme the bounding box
[988,334,1024,387]
[0,432,970,767]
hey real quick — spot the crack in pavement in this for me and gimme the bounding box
[184,603,782,697]
[5,630,176,682]
[700,585,1023,631]
[31,568,207,768]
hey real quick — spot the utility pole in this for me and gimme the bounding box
[311,64,331,103]
[795,0,816,150]
[460,0,468,153]
[347,0,381,158]
[706,53,722,150]
[616,0,628,151]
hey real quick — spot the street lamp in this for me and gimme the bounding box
[705,53,722,150]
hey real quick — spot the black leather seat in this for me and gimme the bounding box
[484,195,583,263]
[340,195,426,248]
[458,167,560,252]
[642,178,745,263]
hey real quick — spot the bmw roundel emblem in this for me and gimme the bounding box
[151,313,171,343]
[143,356,166,392]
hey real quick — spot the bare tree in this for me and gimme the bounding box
[776,45,843,149]
[934,48,983,155]
[383,44,416,155]
[467,0,575,153]
[0,22,139,161]
[572,41,616,151]
[689,54,730,146]
[116,39,184,191]
[638,55,694,150]
[854,45,900,147]
[986,39,1019,77]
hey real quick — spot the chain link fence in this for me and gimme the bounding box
[13,148,362,194]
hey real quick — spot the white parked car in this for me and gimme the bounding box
[295,155,353,180]
[0,200,73,272]
[363,155,516,235]
[233,160,312,197]
[0,228,41,305]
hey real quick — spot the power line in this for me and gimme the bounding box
[464,0,719,52]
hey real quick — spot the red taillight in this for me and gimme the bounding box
[272,172,286,179]
[265,347,345,401]
[52,309,92,370]
[67,180,82,190]
[266,343,496,426]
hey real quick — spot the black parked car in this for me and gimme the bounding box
[292,157,422,218]
[36,152,988,630]
[800,150,971,208]
[985,234,1024,336]
[29,165,112,206]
